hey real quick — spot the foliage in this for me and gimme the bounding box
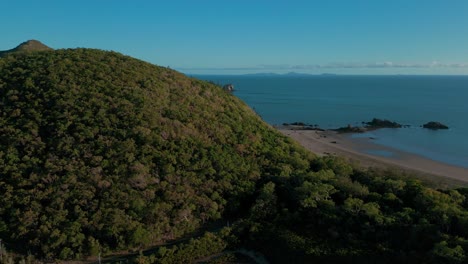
[0,48,311,259]
[130,229,231,264]
[2,48,468,263]
[152,231,229,264]
[238,159,468,263]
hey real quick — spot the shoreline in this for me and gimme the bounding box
[278,128,468,188]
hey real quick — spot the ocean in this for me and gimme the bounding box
[196,75,468,169]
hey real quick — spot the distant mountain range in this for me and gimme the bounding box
[0,39,52,57]
[241,72,338,77]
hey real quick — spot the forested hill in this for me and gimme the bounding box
[2,47,468,263]
[0,48,312,259]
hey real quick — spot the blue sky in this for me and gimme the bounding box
[2,0,468,74]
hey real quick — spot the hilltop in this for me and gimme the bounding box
[1,43,468,263]
[0,40,52,57]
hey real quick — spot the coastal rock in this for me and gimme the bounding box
[333,118,402,134]
[223,84,234,92]
[422,121,449,130]
[290,122,306,126]
[283,122,325,131]
[365,118,402,129]
[333,124,367,133]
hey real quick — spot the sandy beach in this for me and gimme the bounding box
[278,128,468,187]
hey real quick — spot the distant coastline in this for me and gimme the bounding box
[239,72,339,77]
[190,72,468,77]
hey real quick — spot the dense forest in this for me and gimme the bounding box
[1,48,468,263]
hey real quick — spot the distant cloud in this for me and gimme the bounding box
[262,61,468,69]
[178,61,468,72]
[177,66,261,71]
[177,61,468,72]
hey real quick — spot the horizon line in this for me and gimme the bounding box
[182,72,468,76]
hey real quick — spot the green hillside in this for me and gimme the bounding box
[1,47,468,263]
[0,48,312,259]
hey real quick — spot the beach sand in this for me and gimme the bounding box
[278,128,468,188]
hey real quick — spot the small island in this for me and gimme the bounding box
[284,118,451,135]
[423,121,449,130]
[365,118,402,129]
[282,122,325,131]
[283,118,405,133]
[333,118,403,133]
[333,124,367,133]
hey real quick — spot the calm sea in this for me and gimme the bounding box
[196,75,468,169]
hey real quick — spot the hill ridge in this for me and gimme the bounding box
[0,39,52,57]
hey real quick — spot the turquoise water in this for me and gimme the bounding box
[197,75,468,169]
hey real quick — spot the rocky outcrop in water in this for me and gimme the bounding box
[365,118,402,129]
[333,124,367,133]
[223,84,234,92]
[333,118,402,133]
[282,122,324,131]
[422,121,449,130]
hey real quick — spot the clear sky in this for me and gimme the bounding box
[2,0,468,75]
